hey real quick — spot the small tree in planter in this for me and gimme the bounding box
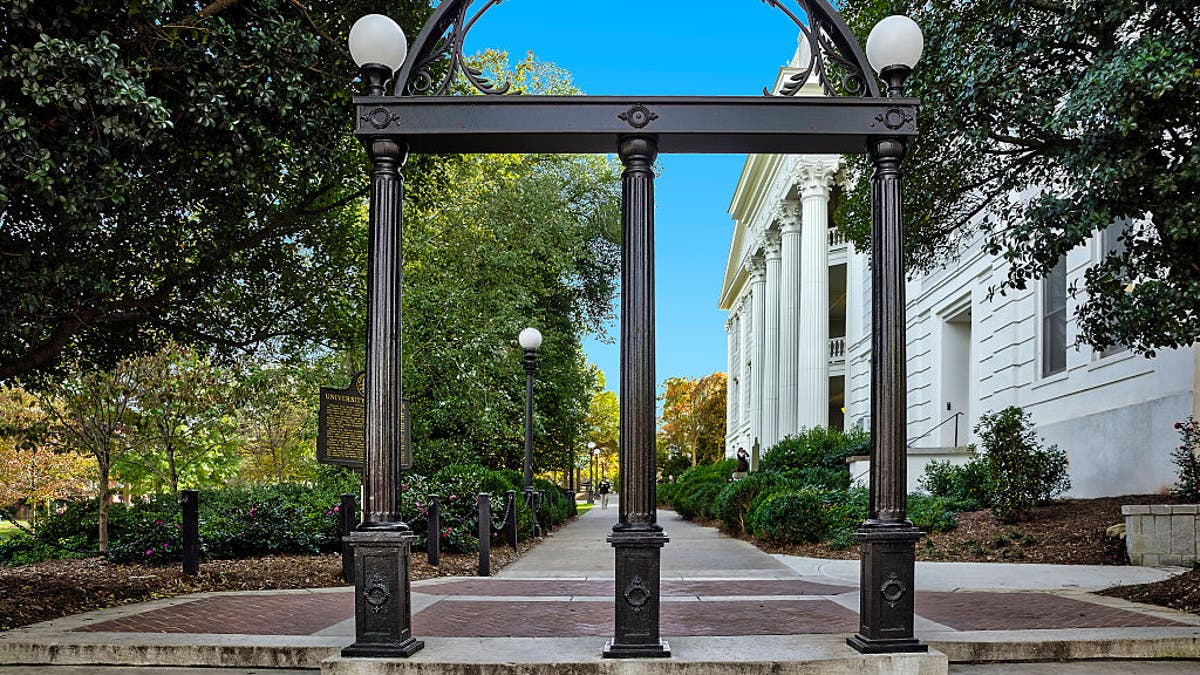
[975,407,1071,522]
[1172,417,1200,502]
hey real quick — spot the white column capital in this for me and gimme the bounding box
[793,158,840,199]
[763,229,782,259]
[773,200,802,233]
[747,255,767,284]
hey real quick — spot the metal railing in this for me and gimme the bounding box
[906,411,964,448]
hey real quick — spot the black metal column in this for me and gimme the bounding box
[342,134,423,658]
[847,133,926,654]
[605,136,669,659]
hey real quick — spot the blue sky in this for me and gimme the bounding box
[466,1,803,391]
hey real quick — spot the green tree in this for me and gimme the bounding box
[0,0,432,380]
[122,343,239,494]
[838,0,1200,355]
[658,373,728,467]
[399,53,621,476]
[584,370,620,480]
[234,361,320,484]
[34,362,140,551]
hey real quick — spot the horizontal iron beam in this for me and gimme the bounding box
[354,96,917,155]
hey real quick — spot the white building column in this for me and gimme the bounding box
[844,241,864,429]
[725,316,736,455]
[749,255,767,451]
[762,231,782,447]
[774,201,803,439]
[796,160,838,429]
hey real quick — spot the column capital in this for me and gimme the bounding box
[793,158,840,199]
[772,201,802,234]
[762,229,782,259]
[747,255,766,284]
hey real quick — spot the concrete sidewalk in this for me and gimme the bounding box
[1,502,1198,674]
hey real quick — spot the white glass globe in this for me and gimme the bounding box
[518,327,543,351]
[866,15,924,73]
[348,14,408,71]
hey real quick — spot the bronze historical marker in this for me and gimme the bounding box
[318,371,411,470]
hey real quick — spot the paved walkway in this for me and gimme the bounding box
[1,502,1198,673]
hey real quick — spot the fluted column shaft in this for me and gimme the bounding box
[868,138,909,524]
[725,319,736,454]
[364,138,408,526]
[749,257,767,450]
[762,232,782,447]
[776,204,802,440]
[844,242,864,429]
[797,165,835,429]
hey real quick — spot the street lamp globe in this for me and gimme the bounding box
[865,15,924,74]
[518,327,543,351]
[348,14,408,71]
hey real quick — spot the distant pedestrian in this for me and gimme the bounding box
[598,478,612,510]
[736,447,750,473]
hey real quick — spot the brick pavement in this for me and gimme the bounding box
[419,578,853,597]
[75,592,354,635]
[915,592,1191,631]
[413,599,860,637]
[68,581,1188,638]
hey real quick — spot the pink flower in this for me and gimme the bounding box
[155,519,163,525]
[333,506,340,513]
[145,549,152,556]
[162,543,168,548]
[449,494,457,501]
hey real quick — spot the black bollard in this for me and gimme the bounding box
[504,490,518,549]
[427,494,440,566]
[340,493,357,583]
[478,493,491,577]
[181,489,199,575]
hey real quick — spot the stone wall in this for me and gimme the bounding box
[1123,504,1199,566]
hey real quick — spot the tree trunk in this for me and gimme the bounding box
[98,461,110,553]
[167,441,178,494]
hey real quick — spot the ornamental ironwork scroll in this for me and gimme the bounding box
[392,0,880,99]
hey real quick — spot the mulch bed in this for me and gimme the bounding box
[695,494,1181,566]
[1100,568,1200,616]
[0,531,545,632]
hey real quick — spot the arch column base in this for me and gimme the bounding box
[604,528,671,659]
[847,525,925,654]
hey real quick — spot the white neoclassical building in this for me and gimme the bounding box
[720,36,1198,497]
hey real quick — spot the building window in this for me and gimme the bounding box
[1042,255,1067,377]
[1099,219,1130,358]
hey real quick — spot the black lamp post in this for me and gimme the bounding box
[587,441,597,505]
[846,15,928,656]
[519,327,543,537]
[342,13,422,659]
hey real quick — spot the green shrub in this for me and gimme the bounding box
[919,457,993,511]
[906,493,958,532]
[760,426,868,476]
[664,458,737,521]
[781,466,852,491]
[975,407,1071,522]
[714,472,794,533]
[656,482,678,507]
[1172,417,1200,501]
[749,489,836,543]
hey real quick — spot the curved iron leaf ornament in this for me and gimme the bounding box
[393,0,880,99]
[760,0,880,98]
[396,0,514,96]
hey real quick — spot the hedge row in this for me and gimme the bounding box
[1,464,574,566]
[658,427,958,548]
